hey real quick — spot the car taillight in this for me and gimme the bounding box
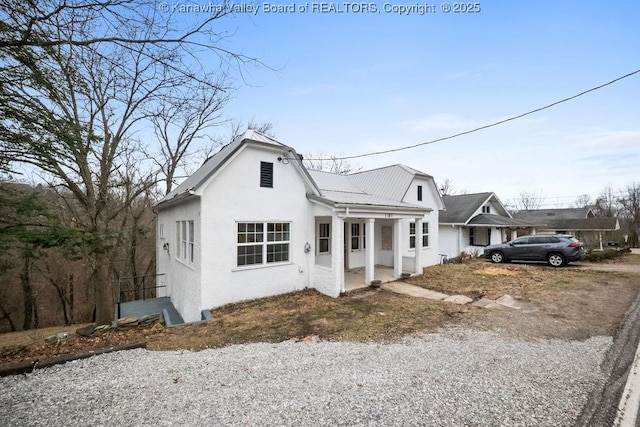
[570,242,581,248]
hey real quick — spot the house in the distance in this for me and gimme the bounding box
[153,131,444,322]
[513,208,620,249]
[438,192,535,259]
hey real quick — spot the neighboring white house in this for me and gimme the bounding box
[153,130,444,322]
[438,192,534,259]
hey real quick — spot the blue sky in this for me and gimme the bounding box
[185,1,639,208]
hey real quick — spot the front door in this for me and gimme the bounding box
[380,225,393,266]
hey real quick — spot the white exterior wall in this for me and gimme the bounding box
[402,178,441,269]
[309,204,343,297]
[438,225,461,259]
[199,145,313,312]
[156,198,202,323]
[439,225,506,259]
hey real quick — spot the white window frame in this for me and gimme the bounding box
[482,206,490,214]
[176,220,195,264]
[409,222,429,249]
[409,222,416,249]
[350,223,361,252]
[317,222,331,254]
[469,227,490,246]
[422,222,429,247]
[237,221,290,267]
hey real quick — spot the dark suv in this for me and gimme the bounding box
[484,234,586,267]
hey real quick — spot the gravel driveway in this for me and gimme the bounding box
[0,328,610,426]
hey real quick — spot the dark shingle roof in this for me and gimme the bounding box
[539,217,619,231]
[514,207,593,221]
[467,214,536,227]
[439,193,494,224]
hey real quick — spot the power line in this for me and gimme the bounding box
[313,69,640,161]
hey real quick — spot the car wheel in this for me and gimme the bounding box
[490,251,505,263]
[547,253,566,267]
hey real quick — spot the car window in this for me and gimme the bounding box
[512,237,529,245]
[533,236,554,244]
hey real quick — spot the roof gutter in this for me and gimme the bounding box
[307,193,432,216]
[153,190,198,212]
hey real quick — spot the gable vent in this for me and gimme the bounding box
[260,161,273,188]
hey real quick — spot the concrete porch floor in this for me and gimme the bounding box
[344,265,407,291]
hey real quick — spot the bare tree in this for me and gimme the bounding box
[572,194,592,209]
[0,1,263,324]
[303,152,362,175]
[438,178,455,196]
[619,182,640,247]
[516,190,543,211]
[151,83,231,195]
[593,183,619,217]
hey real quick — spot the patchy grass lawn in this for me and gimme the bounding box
[610,253,640,265]
[0,323,92,349]
[151,289,466,351]
[407,259,616,302]
[3,254,640,367]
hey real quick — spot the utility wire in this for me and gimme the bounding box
[310,69,640,161]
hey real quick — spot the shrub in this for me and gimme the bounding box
[585,248,631,263]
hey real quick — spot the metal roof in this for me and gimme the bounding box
[309,167,432,211]
[155,130,300,208]
[155,133,438,214]
[348,165,417,202]
[309,170,367,195]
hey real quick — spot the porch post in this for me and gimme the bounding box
[333,216,345,294]
[599,232,603,250]
[512,229,518,240]
[365,219,375,285]
[393,219,402,278]
[414,217,423,274]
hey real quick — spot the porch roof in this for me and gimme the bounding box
[467,214,537,228]
[309,169,433,214]
[308,193,431,215]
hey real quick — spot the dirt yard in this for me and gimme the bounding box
[2,254,640,371]
[407,257,640,341]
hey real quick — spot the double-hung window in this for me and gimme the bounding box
[237,222,290,267]
[176,220,195,264]
[409,222,430,249]
[318,223,331,254]
[409,223,416,249]
[351,223,361,251]
[422,222,429,247]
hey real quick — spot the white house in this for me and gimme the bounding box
[153,131,445,322]
[438,192,534,259]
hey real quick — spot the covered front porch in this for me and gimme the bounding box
[344,265,407,291]
[311,207,433,297]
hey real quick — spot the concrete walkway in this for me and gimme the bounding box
[381,281,520,310]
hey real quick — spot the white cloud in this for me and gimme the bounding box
[574,130,640,149]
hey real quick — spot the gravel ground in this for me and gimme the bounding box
[0,328,611,426]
